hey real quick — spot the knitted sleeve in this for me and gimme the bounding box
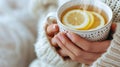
[91,23,120,67]
[34,13,80,67]
[104,0,120,22]
[91,0,120,66]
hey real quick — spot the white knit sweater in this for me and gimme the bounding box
[30,0,120,67]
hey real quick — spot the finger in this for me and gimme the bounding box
[57,32,101,63]
[111,23,117,33]
[79,51,102,61]
[52,36,68,58]
[54,35,75,59]
[57,32,83,56]
[57,49,68,57]
[91,40,110,52]
[66,32,91,51]
[47,24,59,37]
[56,35,93,65]
[66,32,110,53]
[51,37,58,47]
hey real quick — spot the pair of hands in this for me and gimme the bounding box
[46,17,116,65]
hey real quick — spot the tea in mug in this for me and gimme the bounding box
[60,5,108,30]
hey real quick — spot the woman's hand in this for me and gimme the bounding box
[46,18,117,65]
[52,32,110,64]
[51,23,117,65]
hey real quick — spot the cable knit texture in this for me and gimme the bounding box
[30,0,120,67]
[91,23,120,67]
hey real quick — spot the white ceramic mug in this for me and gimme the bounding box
[48,0,113,41]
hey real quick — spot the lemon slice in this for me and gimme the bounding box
[84,11,94,30]
[62,10,90,30]
[89,12,105,30]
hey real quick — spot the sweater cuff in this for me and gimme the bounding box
[91,23,120,67]
[35,13,79,66]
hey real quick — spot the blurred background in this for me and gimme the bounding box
[0,0,58,67]
[0,0,38,67]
